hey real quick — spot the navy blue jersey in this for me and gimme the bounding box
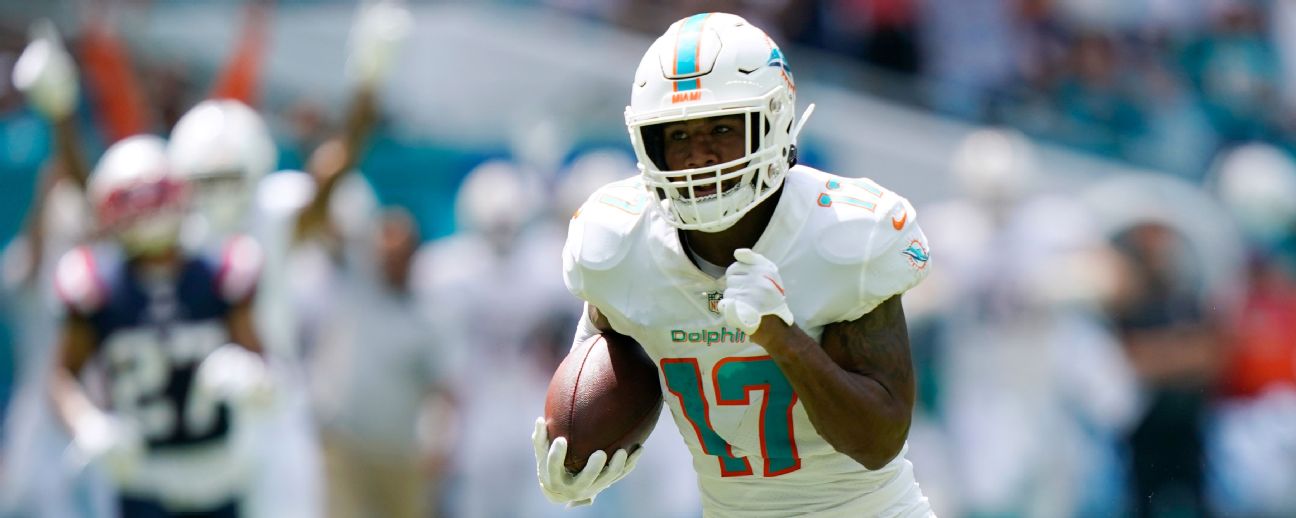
[55,236,262,450]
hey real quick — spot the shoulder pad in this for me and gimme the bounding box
[564,178,651,271]
[215,234,263,304]
[54,246,108,314]
[814,177,912,265]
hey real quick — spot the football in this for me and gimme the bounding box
[544,332,663,473]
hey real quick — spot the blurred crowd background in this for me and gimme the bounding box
[0,0,1294,517]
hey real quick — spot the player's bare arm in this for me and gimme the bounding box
[49,315,100,432]
[752,295,914,470]
[226,300,265,355]
[292,84,381,245]
[14,21,91,189]
[53,118,91,189]
[48,315,147,483]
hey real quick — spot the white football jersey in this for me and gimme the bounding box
[563,165,933,517]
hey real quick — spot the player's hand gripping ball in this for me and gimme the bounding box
[537,333,660,505]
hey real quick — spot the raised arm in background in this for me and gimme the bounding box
[292,0,410,245]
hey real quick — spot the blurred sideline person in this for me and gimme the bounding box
[533,13,934,516]
[49,135,272,517]
[306,206,462,518]
[246,4,461,515]
[1108,221,1222,518]
[1204,143,1296,516]
[166,97,329,518]
[1080,172,1245,518]
[429,159,573,518]
[909,128,1139,516]
[163,2,411,515]
[2,20,121,516]
[3,9,262,511]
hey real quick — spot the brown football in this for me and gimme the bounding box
[544,332,663,473]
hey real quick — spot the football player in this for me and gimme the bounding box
[162,0,403,511]
[532,13,934,516]
[49,136,270,517]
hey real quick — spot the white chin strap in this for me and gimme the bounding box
[790,103,815,147]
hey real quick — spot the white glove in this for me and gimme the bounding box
[532,417,642,506]
[719,248,795,334]
[71,411,145,484]
[194,344,275,414]
[345,0,413,86]
[13,19,79,120]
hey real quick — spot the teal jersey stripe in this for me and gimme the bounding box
[674,13,710,91]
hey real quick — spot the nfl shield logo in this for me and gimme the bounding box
[705,290,724,315]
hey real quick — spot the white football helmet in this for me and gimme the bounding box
[1209,142,1296,245]
[626,12,807,232]
[88,135,189,256]
[456,160,534,252]
[950,127,1038,207]
[168,99,278,236]
[557,149,636,218]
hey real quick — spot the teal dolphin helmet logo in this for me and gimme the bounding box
[902,239,930,270]
[767,47,789,73]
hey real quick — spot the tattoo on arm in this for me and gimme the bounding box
[820,295,915,409]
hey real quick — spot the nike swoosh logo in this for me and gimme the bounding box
[892,211,907,230]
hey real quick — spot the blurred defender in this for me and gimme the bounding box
[161,3,409,516]
[49,136,270,517]
[533,13,934,516]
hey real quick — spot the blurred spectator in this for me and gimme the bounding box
[0,159,101,517]
[806,0,924,74]
[1181,1,1282,145]
[1109,221,1223,518]
[919,0,1015,118]
[1204,143,1296,516]
[1123,31,1218,180]
[1052,32,1148,159]
[307,205,463,518]
[1,20,107,517]
[911,128,1139,517]
[1209,142,1296,284]
[424,159,572,518]
[1077,175,1249,518]
[545,0,1296,181]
